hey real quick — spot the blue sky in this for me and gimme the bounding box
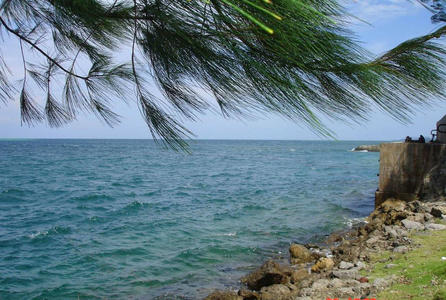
[0,0,445,141]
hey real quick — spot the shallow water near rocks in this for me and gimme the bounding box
[0,139,379,299]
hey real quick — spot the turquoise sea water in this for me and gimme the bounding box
[0,139,380,299]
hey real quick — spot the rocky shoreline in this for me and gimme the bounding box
[204,199,446,300]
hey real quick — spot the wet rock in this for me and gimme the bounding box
[259,284,291,300]
[339,261,355,270]
[289,244,312,265]
[290,269,309,284]
[393,246,408,254]
[205,290,243,300]
[401,219,424,231]
[241,260,288,291]
[425,223,446,231]
[238,289,260,300]
[310,257,334,273]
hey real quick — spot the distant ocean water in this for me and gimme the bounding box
[0,139,380,299]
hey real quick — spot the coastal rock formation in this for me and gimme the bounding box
[352,145,380,152]
[289,244,312,265]
[240,260,290,291]
[205,198,446,300]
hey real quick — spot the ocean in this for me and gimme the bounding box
[0,139,380,299]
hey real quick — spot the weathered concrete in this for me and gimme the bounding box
[375,142,446,207]
[437,114,446,143]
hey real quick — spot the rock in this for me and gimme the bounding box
[406,213,426,223]
[330,269,360,280]
[401,219,424,231]
[372,278,390,290]
[328,278,344,288]
[384,226,398,239]
[294,297,313,300]
[431,207,446,218]
[289,244,313,265]
[290,269,309,284]
[339,261,355,270]
[240,260,288,290]
[355,261,366,271]
[311,279,331,290]
[337,287,355,296]
[205,291,243,300]
[396,228,409,237]
[381,198,407,213]
[393,246,409,254]
[353,145,380,152]
[238,289,260,300]
[359,277,369,283]
[385,264,398,269]
[424,213,434,222]
[366,236,380,246]
[259,284,291,300]
[310,257,334,273]
[425,223,446,231]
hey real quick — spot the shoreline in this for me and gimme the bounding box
[204,199,446,300]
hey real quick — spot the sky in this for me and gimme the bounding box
[0,0,445,141]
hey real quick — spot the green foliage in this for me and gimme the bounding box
[0,0,445,149]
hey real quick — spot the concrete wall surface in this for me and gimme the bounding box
[375,142,446,207]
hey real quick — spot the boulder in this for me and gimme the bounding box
[259,284,291,300]
[205,291,243,300]
[425,223,446,231]
[240,260,288,291]
[401,219,424,231]
[290,269,309,284]
[330,269,360,280]
[431,207,446,218]
[289,244,312,265]
[339,261,354,270]
[393,246,409,254]
[310,257,334,273]
[238,289,260,300]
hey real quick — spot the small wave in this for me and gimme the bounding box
[71,194,115,202]
[27,226,72,239]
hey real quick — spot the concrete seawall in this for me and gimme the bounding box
[375,142,446,207]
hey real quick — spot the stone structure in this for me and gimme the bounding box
[437,114,446,143]
[375,142,446,207]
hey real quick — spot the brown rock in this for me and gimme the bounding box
[205,290,243,300]
[240,260,288,291]
[259,284,291,300]
[290,269,309,284]
[289,244,312,265]
[359,277,369,283]
[310,257,334,273]
[238,289,260,300]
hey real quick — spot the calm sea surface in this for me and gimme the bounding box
[0,139,380,299]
